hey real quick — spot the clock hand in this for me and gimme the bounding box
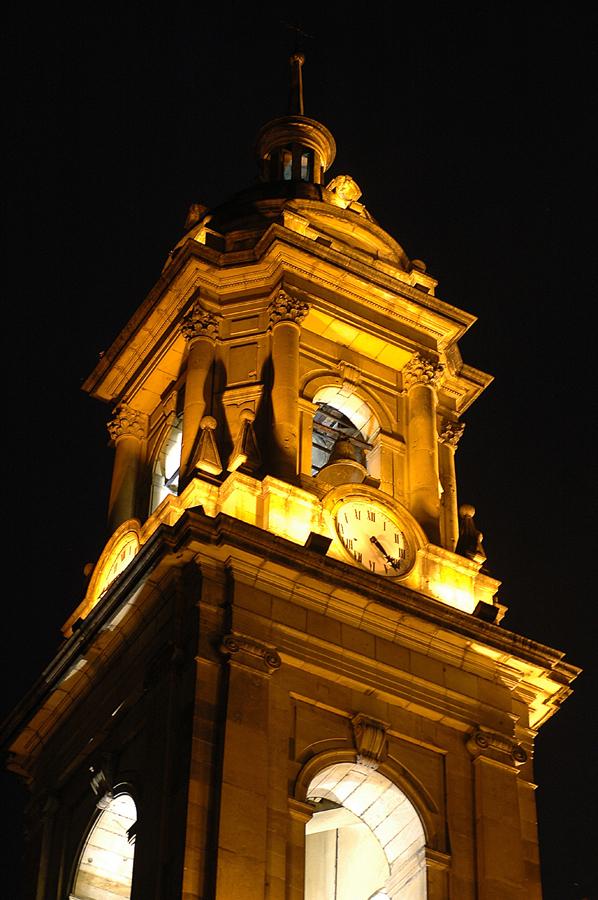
[369,536,401,571]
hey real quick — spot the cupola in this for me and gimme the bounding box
[255,52,336,185]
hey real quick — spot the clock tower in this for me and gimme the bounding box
[2,54,579,900]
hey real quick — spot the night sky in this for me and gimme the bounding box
[3,5,596,898]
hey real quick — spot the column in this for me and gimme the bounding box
[180,303,220,484]
[403,353,443,543]
[215,635,281,900]
[107,403,146,532]
[269,290,309,481]
[438,419,465,552]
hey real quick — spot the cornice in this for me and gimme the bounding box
[82,224,483,403]
[2,509,579,777]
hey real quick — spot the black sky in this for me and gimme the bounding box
[3,4,596,898]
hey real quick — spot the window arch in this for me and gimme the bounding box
[311,385,381,479]
[149,416,182,513]
[70,793,137,900]
[305,763,427,900]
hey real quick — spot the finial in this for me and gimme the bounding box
[289,51,305,116]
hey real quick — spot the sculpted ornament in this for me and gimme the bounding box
[439,420,465,448]
[269,289,309,326]
[351,713,389,769]
[181,304,220,342]
[107,404,147,442]
[402,353,444,390]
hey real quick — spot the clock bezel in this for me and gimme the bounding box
[323,485,423,579]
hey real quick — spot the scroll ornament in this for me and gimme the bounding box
[466,728,528,767]
[221,633,281,673]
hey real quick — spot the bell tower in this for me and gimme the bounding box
[2,55,579,900]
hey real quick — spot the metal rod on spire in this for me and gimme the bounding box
[289,51,305,116]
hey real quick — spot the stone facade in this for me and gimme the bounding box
[1,54,579,900]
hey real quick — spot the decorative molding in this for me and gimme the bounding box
[220,633,281,674]
[438,420,465,448]
[466,727,528,767]
[107,404,147,442]
[402,352,444,390]
[269,288,309,326]
[181,303,220,342]
[351,713,390,769]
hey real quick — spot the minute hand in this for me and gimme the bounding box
[370,535,401,571]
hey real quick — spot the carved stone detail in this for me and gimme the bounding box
[181,304,220,342]
[466,728,528,767]
[192,415,222,475]
[337,360,362,394]
[107,404,147,442]
[89,752,116,809]
[402,352,444,390]
[221,633,281,674]
[351,713,390,769]
[269,289,309,326]
[227,409,261,472]
[439,420,465,448]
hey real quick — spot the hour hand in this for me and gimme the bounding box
[369,536,401,570]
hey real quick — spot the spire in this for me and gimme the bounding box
[289,51,305,116]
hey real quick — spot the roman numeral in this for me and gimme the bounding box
[354,509,361,520]
[368,560,376,572]
[367,509,375,522]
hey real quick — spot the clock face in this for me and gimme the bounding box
[97,532,140,597]
[334,499,414,577]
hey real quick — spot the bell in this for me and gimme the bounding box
[316,437,367,486]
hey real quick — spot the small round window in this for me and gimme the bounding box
[71,793,136,900]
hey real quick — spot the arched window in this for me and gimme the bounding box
[305,763,427,900]
[312,403,368,476]
[311,386,380,480]
[71,793,137,900]
[149,416,182,513]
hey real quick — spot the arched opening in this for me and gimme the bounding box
[305,763,427,900]
[311,386,380,480]
[149,416,182,513]
[71,793,137,900]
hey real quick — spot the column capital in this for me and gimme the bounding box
[269,289,309,327]
[220,632,281,674]
[439,419,465,448]
[181,303,220,342]
[403,352,444,390]
[466,727,528,768]
[107,404,147,443]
